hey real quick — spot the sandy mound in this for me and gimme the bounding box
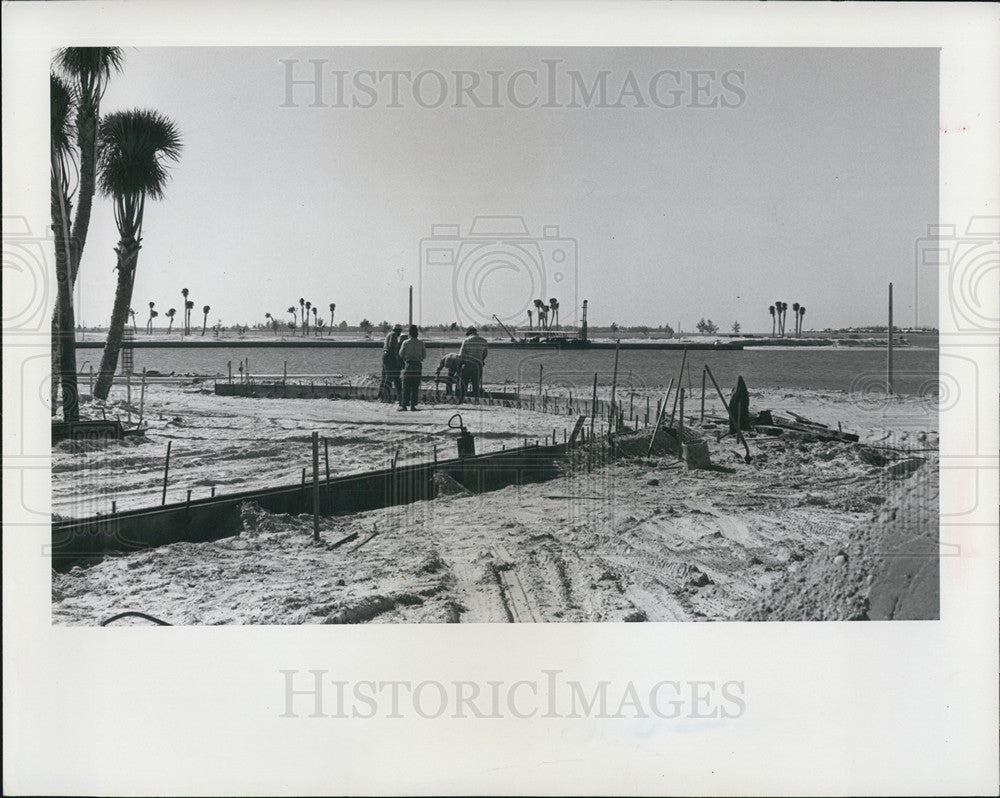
[740,458,938,621]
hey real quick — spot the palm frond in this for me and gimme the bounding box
[97,108,182,203]
[54,47,125,100]
[50,73,79,194]
[50,74,75,154]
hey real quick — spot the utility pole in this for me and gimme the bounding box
[887,282,894,395]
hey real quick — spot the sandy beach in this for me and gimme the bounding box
[52,382,938,624]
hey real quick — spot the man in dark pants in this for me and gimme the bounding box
[458,326,488,399]
[435,352,475,401]
[378,324,403,402]
[398,325,427,411]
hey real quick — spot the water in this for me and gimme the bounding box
[123,340,939,395]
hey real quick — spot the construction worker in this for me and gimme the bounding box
[378,324,403,402]
[435,352,476,401]
[458,326,488,399]
[397,324,426,411]
[435,352,463,397]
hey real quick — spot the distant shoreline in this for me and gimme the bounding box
[74,334,922,351]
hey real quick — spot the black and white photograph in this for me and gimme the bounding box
[3,1,997,795]
[44,44,944,625]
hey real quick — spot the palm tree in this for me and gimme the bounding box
[774,300,785,337]
[287,305,297,330]
[202,304,210,335]
[527,309,533,330]
[311,305,318,334]
[93,109,182,400]
[549,297,559,329]
[181,287,189,334]
[54,47,124,288]
[305,300,311,335]
[798,306,806,337]
[265,312,276,335]
[185,300,195,334]
[768,305,776,336]
[299,297,305,332]
[533,299,545,330]
[792,302,800,337]
[328,303,336,335]
[146,301,156,332]
[128,308,137,333]
[166,307,176,333]
[50,72,80,421]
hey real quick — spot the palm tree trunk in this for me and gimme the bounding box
[94,241,140,400]
[69,106,98,288]
[51,312,61,414]
[52,164,80,421]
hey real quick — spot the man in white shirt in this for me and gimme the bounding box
[397,325,427,411]
[458,326,488,399]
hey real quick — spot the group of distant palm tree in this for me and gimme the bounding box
[768,301,807,337]
[527,298,560,330]
[49,47,183,414]
[266,300,336,335]
[141,294,209,335]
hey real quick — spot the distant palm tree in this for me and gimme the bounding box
[299,297,305,331]
[305,300,311,335]
[533,299,545,329]
[768,305,776,336]
[93,109,182,400]
[146,301,156,333]
[775,300,785,337]
[166,307,176,333]
[265,312,276,335]
[181,287,189,333]
[798,305,806,337]
[202,304,210,335]
[792,302,800,337]
[311,305,318,334]
[128,308,137,333]
[329,303,336,334]
[527,309,533,330]
[54,47,124,288]
[287,306,297,330]
[185,300,195,334]
[549,297,559,329]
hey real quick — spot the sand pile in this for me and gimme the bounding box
[740,457,938,621]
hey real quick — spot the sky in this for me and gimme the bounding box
[70,47,938,332]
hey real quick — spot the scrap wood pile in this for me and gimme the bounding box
[751,410,859,443]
